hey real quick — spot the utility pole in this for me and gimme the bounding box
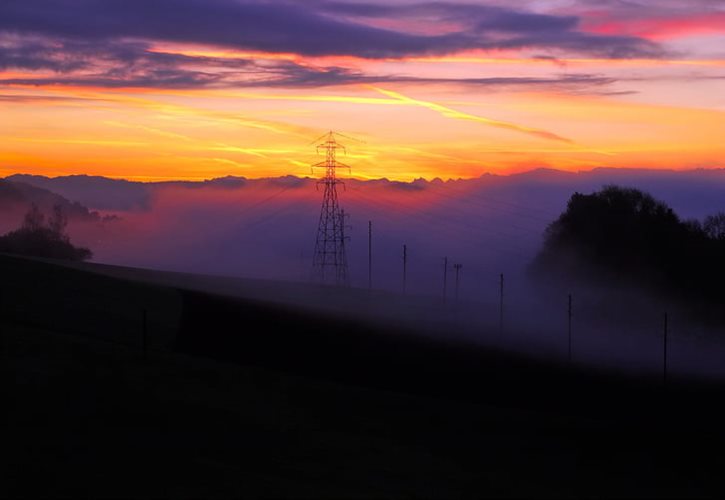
[299,250,305,281]
[368,220,372,290]
[402,244,408,294]
[443,257,448,303]
[499,273,504,333]
[341,209,350,279]
[568,294,573,363]
[454,264,463,301]
[141,308,148,359]
[311,131,352,286]
[663,312,668,386]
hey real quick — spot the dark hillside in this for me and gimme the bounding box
[3,254,725,497]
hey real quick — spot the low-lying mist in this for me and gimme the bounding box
[16,167,725,380]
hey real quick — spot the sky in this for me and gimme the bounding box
[0,0,724,181]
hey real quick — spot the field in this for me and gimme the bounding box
[3,253,725,497]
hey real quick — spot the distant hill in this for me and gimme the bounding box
[0,179,105,223]
[158,175,249,190]
[6,174,151,211]
[4,173,285,211]
[8,168,725,219]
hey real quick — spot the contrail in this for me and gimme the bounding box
[371,86,574,144]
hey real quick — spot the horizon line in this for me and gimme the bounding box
[3,165,725,185]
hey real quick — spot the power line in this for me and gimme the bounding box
[344,186,536,259]
[421,177,563,221]
[345,183,543,244]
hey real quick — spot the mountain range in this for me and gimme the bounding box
[7,168,725,220]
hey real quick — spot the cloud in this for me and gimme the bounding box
[249,63,617,90]
[568,0,725,42]
[318,1,664,58]
[0,33,623,93]
[0,0,471,59]
[0,0,665,60]
[0,93,98,103]
[0,70,621,94]
[321,2,581,32]
[0,37,248,88]
[0,1,672,95]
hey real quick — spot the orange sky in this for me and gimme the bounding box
[1,1,724,181]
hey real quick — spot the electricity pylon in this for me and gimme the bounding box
[311,131,352,286]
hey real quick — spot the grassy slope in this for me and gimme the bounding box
[3,254,725,497]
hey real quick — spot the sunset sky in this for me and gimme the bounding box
[1,0,724,181]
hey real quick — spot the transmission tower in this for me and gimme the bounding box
[311,131,352,286]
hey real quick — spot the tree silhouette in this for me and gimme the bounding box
[703,212,725,241]
[530,185,722,302]
[0,204,92,261]
[48,203,69,240]
[22,203,45,232]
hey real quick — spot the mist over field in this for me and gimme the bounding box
[6,167,725,380]
[12,167,725,295]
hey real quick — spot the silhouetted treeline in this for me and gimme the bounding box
[530,186,725,304]
[0,203,92,261]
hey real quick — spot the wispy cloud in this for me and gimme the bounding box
[103,121,194,142]
[0,34,622,94]
[3,137,149,147]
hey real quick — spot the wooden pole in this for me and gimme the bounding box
[568,294,573,362]
[454,264,463,301]
[663,312,668,386]
[402,244,407,294]
[142,308,148,359]
[368,221,372,290]
[499,273,504,333]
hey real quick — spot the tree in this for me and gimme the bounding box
[0,204,92,261]
[703,212,725,241]
[530,185,716,299]
[48,204,69,241]
[22,203,45,232]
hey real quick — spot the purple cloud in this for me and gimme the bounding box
[0,1,667,91]
[0,35,618,91]
[0,0,664,59]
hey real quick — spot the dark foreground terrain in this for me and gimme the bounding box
[3,254,725,498]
